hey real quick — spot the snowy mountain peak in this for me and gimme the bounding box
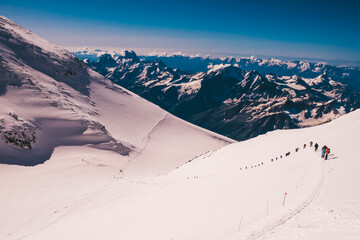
[244,69,262,78]
[207,63,232,74]
[154,58,166,68]
[241,70,270,90]
[306,73,331,87]
[207,64,244,80]
[98,54,117,66]
[123,50,140,62]
[0,16,66,58]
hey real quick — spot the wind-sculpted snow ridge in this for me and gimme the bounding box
[81,51,360,141]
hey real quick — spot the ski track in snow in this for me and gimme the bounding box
[138,144,327,240]
[245,151,327,240]
[110,144,328,240]
[175,146,328,240]
[1,108,358,240]
[1,137,344,240]
[119,112,169,175]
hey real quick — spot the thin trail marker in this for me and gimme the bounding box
[238,212,244,232]
[283,192,287,207]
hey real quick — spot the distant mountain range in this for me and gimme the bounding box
[143,55,360,89]
[73,50,360,90]
[74,50,360,141]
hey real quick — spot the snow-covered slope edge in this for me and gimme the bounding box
[0,15,232,169]
[4,108,359,240]
[0,15,234,239]
[0,15,236,240]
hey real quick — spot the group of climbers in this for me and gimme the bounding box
[311,141,331,160]
[238,139,335,174]
[272,141,332,162]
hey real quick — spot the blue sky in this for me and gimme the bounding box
[1,0,360,65]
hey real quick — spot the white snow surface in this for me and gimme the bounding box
[0,15,234,239]
[1,107,360,239]
[207,63,231,74]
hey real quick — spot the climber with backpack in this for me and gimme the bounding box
[325,147,330,160]
[314,143,319,151]
[321,145,327,158]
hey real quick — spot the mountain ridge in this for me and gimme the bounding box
[82,51,360,140]
[73,49,360,90]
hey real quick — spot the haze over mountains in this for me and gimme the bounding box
[74,50,360,140]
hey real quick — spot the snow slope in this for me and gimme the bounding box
[0,15,232,167]
[0,15,233,239]
[2,108,359,239]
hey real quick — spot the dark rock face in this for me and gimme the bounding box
[84,51,360,141]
